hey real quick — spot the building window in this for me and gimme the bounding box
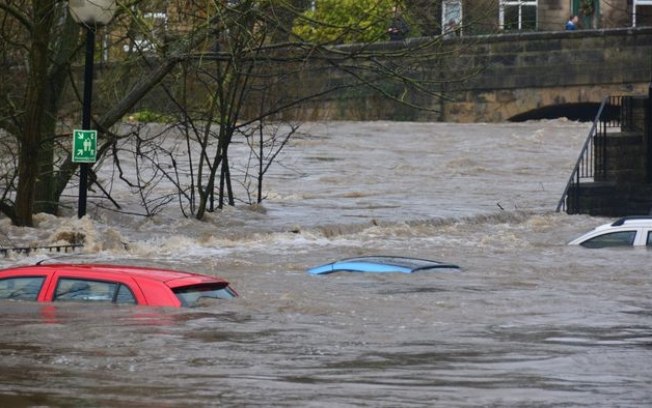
[442,0,463,36]
[123,11,168,55]
[633,0,652,27]
[499,0,537,31]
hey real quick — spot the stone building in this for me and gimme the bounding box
[121,1,652,55]
[430,0,652,34]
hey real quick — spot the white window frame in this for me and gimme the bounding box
[499,0,538,30]
[633,0,652,27]
[442,0,463,35]
[123,11,168,54]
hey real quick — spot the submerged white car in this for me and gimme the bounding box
[568,217,652,248]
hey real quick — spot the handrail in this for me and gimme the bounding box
[555,96,620,213]
[0,244,83,257]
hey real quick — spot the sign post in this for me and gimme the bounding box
[73,127,97,219]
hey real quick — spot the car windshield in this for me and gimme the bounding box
[173,283,237,307]
[0,276,45,301]
[580,231,636,248]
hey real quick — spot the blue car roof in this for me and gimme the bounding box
[307,256,460,275]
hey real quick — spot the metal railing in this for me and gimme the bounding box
[556,96,624,213]
[0,244,83,257]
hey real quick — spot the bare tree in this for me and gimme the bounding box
[0,0,218,225]
[0,0,494,225]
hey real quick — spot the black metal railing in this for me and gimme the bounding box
[556,96,624,213]
[0,244,83,257]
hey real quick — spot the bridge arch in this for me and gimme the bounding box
[438,28,652,122]
[508,102,616,122]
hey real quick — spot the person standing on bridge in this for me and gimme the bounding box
[565,15,579,30]
[443,19,459,39]
[388,6,410,41]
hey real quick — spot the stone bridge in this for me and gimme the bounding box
[294,27,652,123]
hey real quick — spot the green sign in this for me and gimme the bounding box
[72,129,97,163]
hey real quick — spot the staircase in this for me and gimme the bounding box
[557,94,652,216]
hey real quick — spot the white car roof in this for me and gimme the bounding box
[568,216,652,245]
[609,216,652,227]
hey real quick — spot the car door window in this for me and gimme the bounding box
[115,284,137,304]
[647,231,652,246]
[54,278,136,304]
[173,283,237,307]
[581,231,636,248]
[0,277,45,301]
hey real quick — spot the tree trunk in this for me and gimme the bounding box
[34,13,80,215]
[15,0,54,226]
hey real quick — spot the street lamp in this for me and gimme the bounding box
[68,0,117,218]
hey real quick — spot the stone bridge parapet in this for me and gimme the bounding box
[292,27,652,122]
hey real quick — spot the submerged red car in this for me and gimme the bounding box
[0,263,238,308]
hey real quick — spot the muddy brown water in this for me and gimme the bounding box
[1,121,650,406]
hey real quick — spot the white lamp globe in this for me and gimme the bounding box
[69,0,117,26]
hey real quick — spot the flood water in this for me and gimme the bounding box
[1,120,651,407]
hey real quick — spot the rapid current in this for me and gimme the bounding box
[1,120,650,407]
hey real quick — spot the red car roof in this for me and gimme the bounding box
[0,263,236,308]
[0,263,227,288]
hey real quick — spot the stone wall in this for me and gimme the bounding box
[439,27,652,122]
[288,27,652,123]
[122,27,652,124]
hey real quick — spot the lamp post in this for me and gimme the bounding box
[68,0,116,218]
